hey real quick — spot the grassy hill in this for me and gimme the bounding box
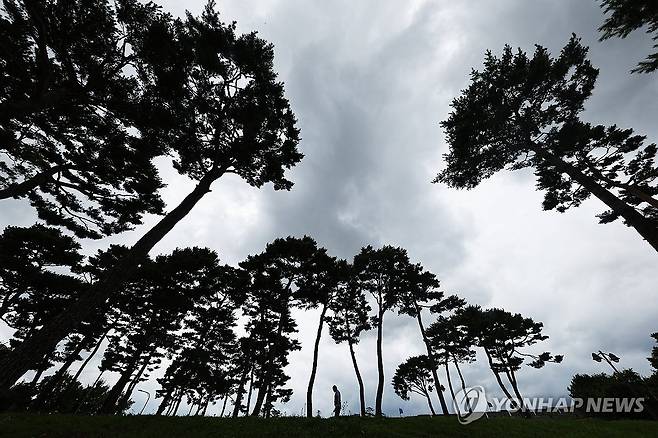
[2,414,658,437]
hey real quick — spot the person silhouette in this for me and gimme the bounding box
[332,385,341,417]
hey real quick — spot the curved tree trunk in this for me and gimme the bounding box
[347,339,366,416]
[424,390,436,416]
[0,167,226,396]
[530,144,658,252]
[415,310,449,415]
[484,349,515,403]
[306,303,328,418]
[505,366,527,413]
[375,308,385,417]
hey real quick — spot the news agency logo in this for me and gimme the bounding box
[453,386,646,425]
[454,386,488,424]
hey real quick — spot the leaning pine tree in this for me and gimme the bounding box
[397,264,464,415]
[0,2,301,394]
[435,35,658,252]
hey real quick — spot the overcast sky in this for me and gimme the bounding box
[2,0,658,417]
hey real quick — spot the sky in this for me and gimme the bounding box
[2,0,658,418]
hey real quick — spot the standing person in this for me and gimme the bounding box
[332,385,341,417]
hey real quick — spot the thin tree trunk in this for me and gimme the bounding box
[219,395,228,417]
[424,391,436,416]
[0,167,226,395]
[347,338,366,417]
[453,358,471,413]
[72,330,108,384]
[306,303,328,418]
[245,369,254,415]
[444,361,457,415]
[118,358,149,409]
[165,388,179,416]
[0,165,64,199]
[530,144,658,252]
[484,349,515,402]
[415,310,449,415]
[232,366,249,417]
[91,370,105,388]
[264,384,273,419]
[251,298,290,417]
[34,338,87,406]
[204,397,213,416]
[156,386,174,416]
[375,307,385,417]
[99,352,141,414]
[55,339,86,379]
[172,392,183,416]
[30,366,46,388]
[506,367,527,413]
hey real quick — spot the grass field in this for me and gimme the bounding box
[1,414,658,438]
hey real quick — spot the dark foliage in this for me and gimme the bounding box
[598,0,658,73]
[436,35,658,251]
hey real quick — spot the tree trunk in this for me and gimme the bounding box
[424,390,436,416]
[506,366,527,413]
[172,392,183,416]
[415,310,449,415]
[375,308,385,417]
[347,339,366,417]
[204,397,213,416]
[0,167,226,395]
[444,361,457,415]
[530,144,658,252]
[165,388,180,416]
[453,357,471,414]
[118,358,149,409]
[232,366,249,417]
[34,337,87,406]
[306,303,328,418]
[156,386,174,416]
[245,368,254,415]
[251,296,290,417]
[29,366,46,389]
[251,382,267,417]
[0,165,64,199]
[219,395,228,417]
[99,352,141,414]
[264,384,273,418]
[71,330,108,384]
[484,349,515,402]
